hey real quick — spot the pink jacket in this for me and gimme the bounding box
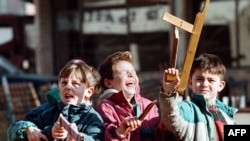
[95,87,160,141]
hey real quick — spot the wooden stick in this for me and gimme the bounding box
[138,100,157,121]
[163,0,210,94]
[58,114,84,141]
[165,27,181,82]
[170,27,179,68]
[177,0,210,94]
[162,12,193,33]
[125,100,157,129]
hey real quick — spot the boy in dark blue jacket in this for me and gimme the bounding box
[8,59,104,141]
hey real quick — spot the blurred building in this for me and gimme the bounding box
[0,0,249,71]
[1,0,250,106]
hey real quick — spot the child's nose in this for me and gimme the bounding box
[127,71,136,77]
[202,80,209,86]
[65,83,73,90]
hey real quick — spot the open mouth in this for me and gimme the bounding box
[65,94,74,99]
[126,80,135,87]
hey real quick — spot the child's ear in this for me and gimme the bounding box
[104,79,113,89]
[218,80,226,92]
[188,78,192,89]
[85,87,94,98]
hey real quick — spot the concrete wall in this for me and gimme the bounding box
[235,112,250,124]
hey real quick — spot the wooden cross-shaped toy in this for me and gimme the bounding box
[163,0,210,94]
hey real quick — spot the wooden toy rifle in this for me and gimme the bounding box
[58,114,84,141]
[125,100,157,128]
[138,100,157,120]
[163,0,210,94]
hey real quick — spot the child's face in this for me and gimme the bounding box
[59,73,92,105]
[188,69,225,105]
[107,60,139,97]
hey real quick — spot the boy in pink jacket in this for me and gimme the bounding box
[96,51,160,141]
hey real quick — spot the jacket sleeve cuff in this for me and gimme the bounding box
[160,88,176,97]
[115,129,126,138]
[110,127,127,139]
[7,120,37,141]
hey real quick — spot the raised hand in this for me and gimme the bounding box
[24,126,48,141]
[163,68,181,93]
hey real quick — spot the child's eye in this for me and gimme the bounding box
[72,81,81,86]
[61,81,67,85]
[118,70,127,75]
[196,78,203,81]
[73,82,80,86]
[209,79,216,82]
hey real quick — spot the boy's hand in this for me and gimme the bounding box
[117,116,141,136]
[163,68,181,93]
[52,121,68,140]
[24,126,48,141]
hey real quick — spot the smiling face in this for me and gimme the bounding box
[59,72,93,105]
[188,69,225,105]
[104,60,139,101]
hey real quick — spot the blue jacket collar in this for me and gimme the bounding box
[191,93,238,118]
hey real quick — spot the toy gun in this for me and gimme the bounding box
[58,114,84,141]
[163,0,210,94]
[125,100,157,129]
[138,100,157,120]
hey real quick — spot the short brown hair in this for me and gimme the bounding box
[59,59,101,94]
[190,53,226,79]
[98,51,133,89]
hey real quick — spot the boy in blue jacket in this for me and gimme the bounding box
[8,59,104,141]
[159,53,237,141]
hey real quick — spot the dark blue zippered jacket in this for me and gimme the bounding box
[8,88,104,141]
